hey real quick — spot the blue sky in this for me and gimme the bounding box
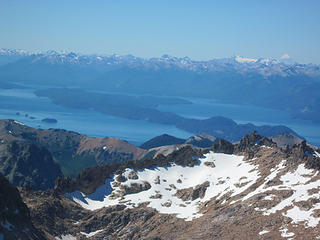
[0,0,319,63]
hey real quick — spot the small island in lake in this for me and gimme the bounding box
[41,118,58,124]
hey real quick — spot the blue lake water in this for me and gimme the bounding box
[0,88,192,145]
[157,96,320,147]
[0,88,319,147]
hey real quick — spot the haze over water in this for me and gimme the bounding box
[1,87,319,147]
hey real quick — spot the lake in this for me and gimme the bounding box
[0,88,319,147]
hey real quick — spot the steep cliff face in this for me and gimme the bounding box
[0,174,45,240]
[0,141,63,190]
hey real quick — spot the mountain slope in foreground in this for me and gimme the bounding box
[5,132,319,239]
[0,174,45,239]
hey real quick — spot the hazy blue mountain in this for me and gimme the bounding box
[34,88,301,142]
[140,134,186,149]
[1,49,320,122]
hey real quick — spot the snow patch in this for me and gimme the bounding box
[80,229,103,238]
[251,163,320,227]
[66,152,259,221]
[0,234,3,240]
[14,120,24,126]
[242,160,286,201]
[280,53,290,60]
[235,56,258,63]
[55,234,77,240]
[279,226,294,238]
[259,230,269,235]
[284,203,320,228]
[264,194,276,201]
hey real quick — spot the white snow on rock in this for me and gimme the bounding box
[250,162,320,228]
[65,152,259,221]
[242,160,287,201]
[0,233,3,240]
[259,230,269,235]
[55,234,77,240]
[284,204,320,228]
[13,120,24,126]
[65,150,320,226]
[279,226,295,238]
[80,229,103,238]
[264,194,276,201]
[235,56,258,63]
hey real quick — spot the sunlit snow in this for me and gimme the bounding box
[259,230,269,235]
[66,152,259,221]
[55,234,77,240]
[251,162,320,227]
[235,56,258,63]
[80,229,103,238]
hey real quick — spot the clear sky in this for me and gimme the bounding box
[0,0,319,63]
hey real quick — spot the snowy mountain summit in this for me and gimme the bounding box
[2,131,320,239]
[54,132,320,239]
[1,48,320,77]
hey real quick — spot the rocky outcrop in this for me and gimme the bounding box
[120,181,151,195]
[185,134,216,148]
[20,186,169,240]
[211,138,234,154]
[128,171,138,180]
[285,140,320,170]
[175,181,210,201]
[271,132,305,149]
[20,189,90,238]
[235,131,276,154]
[0,141,63,190]
[54,162,121,195]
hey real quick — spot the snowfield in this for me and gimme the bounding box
[65,150,320,228]
[66,152,259,220]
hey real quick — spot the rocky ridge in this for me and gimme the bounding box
[0,119,147,179]
[2,131,320,239]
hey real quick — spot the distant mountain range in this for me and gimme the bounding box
[1,48,319,77]
[1,48,320,123]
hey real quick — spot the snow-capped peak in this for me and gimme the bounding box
[235,55,258,63]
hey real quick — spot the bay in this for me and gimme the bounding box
[0,88,319,147]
